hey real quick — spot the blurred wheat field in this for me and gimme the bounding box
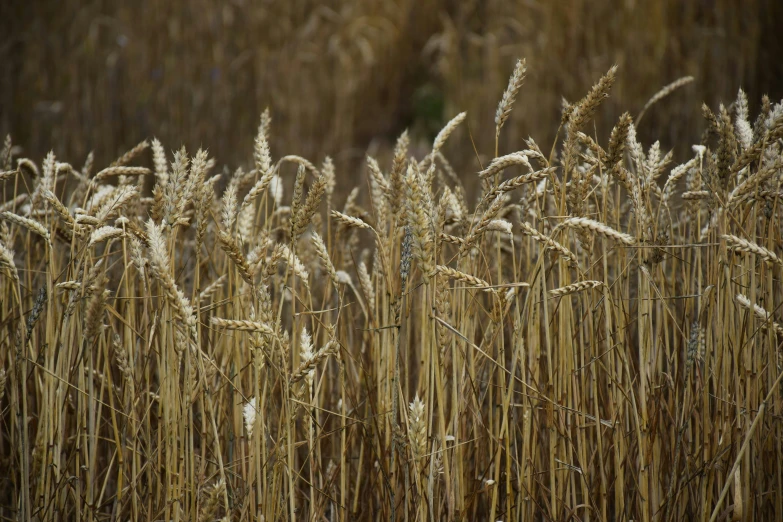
[3,0,783,172]
[1,56,783,522]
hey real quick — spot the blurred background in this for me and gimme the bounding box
[2,0,782,174]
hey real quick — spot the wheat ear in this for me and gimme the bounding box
[550,280,603,297]
[495,58,527,134]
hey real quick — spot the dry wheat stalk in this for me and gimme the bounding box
[254,121,272,176]
[568,65,618,133]
[241,167,276,211]
[311,231,338,291]
[211,317,275,335]
[0,240,18,283]
[243,397,257,439]
[0,368,6,403]
[434,265,494,293]
[198,479,226,522]
[299,327,315,386]
[17,157,39,179]
[294,172,328,238]
[89,226,124,246]
[478,152,532,179]
[1,211,51,244]
[735,294,783,336]
[366,156,390,200]
[221,182,238,231]
[432,112,467,155]
[728,159,781,206]
[331,210,372,231]
[146,220,196,331]
[271,243,310,285]
[151,138,168,184]
[663,156,699,205]
[559,217,636,246]
[408,395,427,460]
[636,76,694,124]
[722,234,782,265]
[735,89,753,150]
[390,131,409,215]
[485,167,554,200]
[198,274,227,305]
[682,190,711,201]
[495,58,527,133]
[290,340,337,384]
[94,186,138,224]
[357,261,375,311]
[485,219,512,234]
[278,155,318,175]
[550,280,603,297]
[218,231,255,286]
[40,188,79,231]
[439,233,465,247]
[94,166,150,183]
[111,139,150,167]
[518,222,580,267]
[56,281,81,292]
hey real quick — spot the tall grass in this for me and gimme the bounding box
[1,64,783,522]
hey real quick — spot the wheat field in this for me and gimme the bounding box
[1,62,783,522]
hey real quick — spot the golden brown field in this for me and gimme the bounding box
[2,2,783,522]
